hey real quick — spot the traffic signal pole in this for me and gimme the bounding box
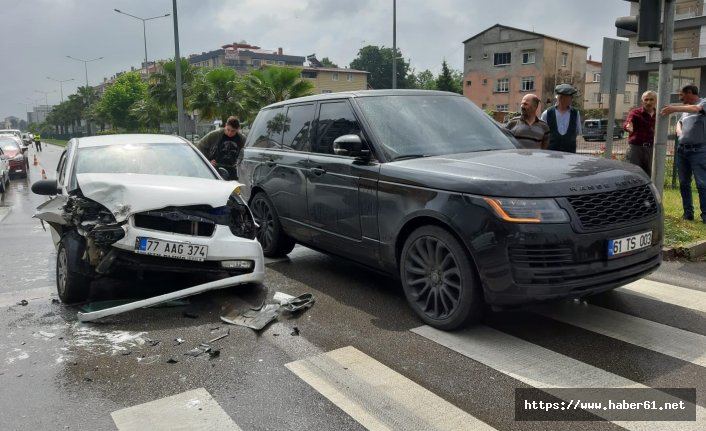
[652,0,675,197]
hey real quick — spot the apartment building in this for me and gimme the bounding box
[463,24,587,115]
[300,66,368,93]
[584,59,640,120]
[622,0,706,99]
[188,43,305,73]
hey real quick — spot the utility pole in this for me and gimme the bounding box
[173,0,185,137]
[652,0,675,196]
[392,0,397,89]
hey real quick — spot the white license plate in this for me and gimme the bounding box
[607,231,652,257]
[135,237,208,261]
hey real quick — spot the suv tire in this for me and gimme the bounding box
[400,225,483,330]
[250,192,295,257]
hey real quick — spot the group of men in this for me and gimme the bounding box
[506,83,706,224]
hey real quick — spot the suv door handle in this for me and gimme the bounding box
[265,159,276,167]
[311,167,326,176]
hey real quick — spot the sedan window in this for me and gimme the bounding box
[74,142,216,179]
[356,94,516,160]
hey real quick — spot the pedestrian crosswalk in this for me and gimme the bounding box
[110,278,705,431]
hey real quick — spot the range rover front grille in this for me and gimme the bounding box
[567,184,658,230]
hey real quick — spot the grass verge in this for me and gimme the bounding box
[662,187,706,247]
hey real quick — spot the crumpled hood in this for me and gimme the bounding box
[76,173,241,222]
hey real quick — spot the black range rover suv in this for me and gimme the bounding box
[239,90,662,330]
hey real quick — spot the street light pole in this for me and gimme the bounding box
[35,89,56,106]
[66,55,104,88]
[173,0,185,137]
[114,8,170,77]
[47,77,75,103]
[392,0,397,89]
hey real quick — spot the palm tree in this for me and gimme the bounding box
[190,67,243,125]
[148,58,197,123]
[241,66,314,122]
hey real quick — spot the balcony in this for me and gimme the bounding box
[629,46,705,62]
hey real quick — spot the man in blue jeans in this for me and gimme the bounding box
[660,84,706,222]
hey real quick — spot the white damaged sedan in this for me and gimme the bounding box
[32,134,264,309]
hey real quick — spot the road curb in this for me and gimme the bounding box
[663,240,706,261]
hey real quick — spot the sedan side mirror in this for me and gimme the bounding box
[217,167,231,181]
[31,179,60,196]
[333,134,370,159]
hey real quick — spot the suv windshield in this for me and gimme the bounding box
[355,94,517,159]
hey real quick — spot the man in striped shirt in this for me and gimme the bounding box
[506,94,550,150]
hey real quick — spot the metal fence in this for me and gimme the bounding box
[577,136,680,189]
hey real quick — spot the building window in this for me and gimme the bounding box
[301,70,317,79]
[493,52,511,66]
[347,73,353,82]
[496,104,509,112]
[593,93,602,103]
[561,52,568,67]
[495,78,509,92]
[466,80,472,86]
[482,103,487,109]
[624,91,632,104]
[264,60,274,65]
[521,50,535,64]
[593,73,601,82]
[482,79,487,85]
[521,76,535,91]
[322,90,333,93]
[332,72,339,81]
[252,59,261,66]
[277,61,285,65]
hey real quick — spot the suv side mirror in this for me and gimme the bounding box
[333,134,370,159]
[31,179,60,196]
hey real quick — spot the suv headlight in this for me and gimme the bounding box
[482,197,569,223]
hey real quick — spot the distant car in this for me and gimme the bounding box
[0,129,23,140]
[0,146,10,192]
[0,136,28,178]
[31,134,264,303]
[583,119,624,141]
[240,90,663,330]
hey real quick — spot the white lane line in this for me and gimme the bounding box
[0,286,53,307]
[0,206,10,223]
[618,279,706,313]
[412,325,704,431]
[112,388,240,431]
[535,302,706,367]
[286,346,496,431]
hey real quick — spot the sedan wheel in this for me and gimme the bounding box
[400,226,483,329]
[56,235,91,303]
[250,193,295,257]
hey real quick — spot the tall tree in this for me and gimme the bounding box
[436,60,461,93]
[411,69,437,90]
[320,57,338,68]
[149,58,197,123]
[190,67,242,125]
[349,45,412,89]
[241,66,315,122]
[97,72,147,131]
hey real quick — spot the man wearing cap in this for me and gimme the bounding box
[660,84,706,223]
[540,84,582,153]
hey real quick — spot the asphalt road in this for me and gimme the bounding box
[1,143,705,431]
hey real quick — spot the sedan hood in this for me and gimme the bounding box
[76,173,241,222]
[380,150,649,197]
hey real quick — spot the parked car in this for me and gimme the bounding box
[0,146,10,193]
[31,134,264,303]
[239,90,663,330]
[0,136,28,178]
[583,119,624,141]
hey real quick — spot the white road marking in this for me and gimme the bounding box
[0,206,10,223]
[536,301,706,367]
[412,325,704,431]
[618,279,706,313]
[286,345,496,431]
[111,388,241,431]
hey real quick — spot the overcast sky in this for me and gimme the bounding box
[0,0,630,121]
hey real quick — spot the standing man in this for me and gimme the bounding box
[540,84,582,153]
[624,90,657,176]
[660,84,706,222]
[34,133,42,152]
[196,116,245,180]
[506,94,550,149]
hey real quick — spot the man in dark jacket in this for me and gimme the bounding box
[540,84,583,153]
[196,116,245,180]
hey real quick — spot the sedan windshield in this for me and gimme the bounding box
[355,94,517,160]
[75,142,217,179]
